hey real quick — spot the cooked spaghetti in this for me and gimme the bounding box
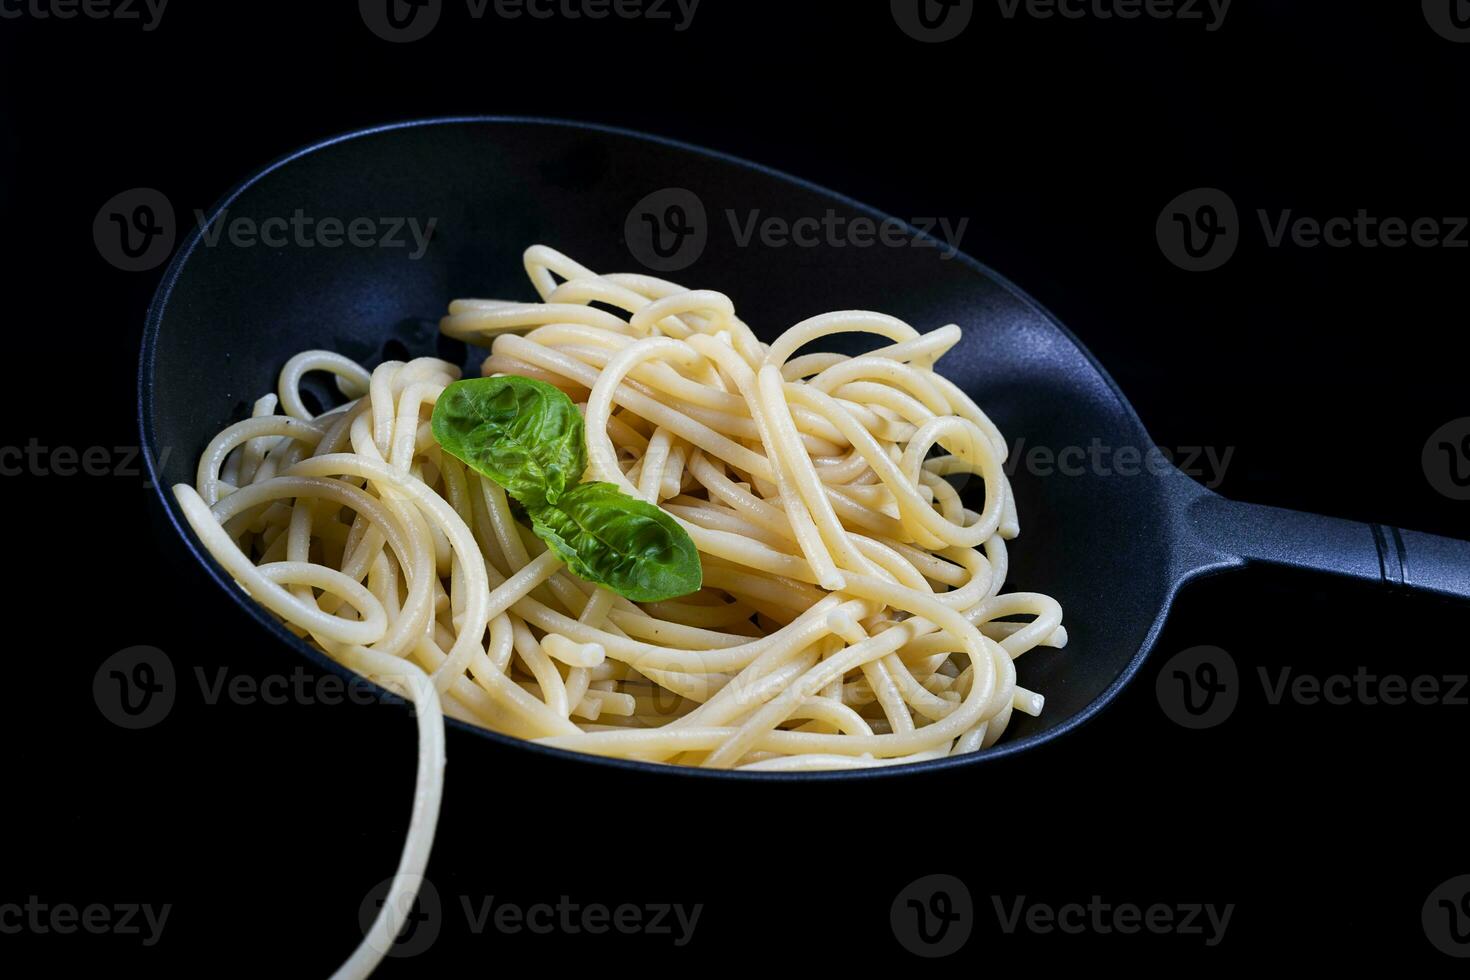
[174,245,1067,974]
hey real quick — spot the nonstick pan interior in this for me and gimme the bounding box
[140,118,1183,775]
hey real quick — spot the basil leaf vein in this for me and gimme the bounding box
[431,376,585,506]
[528,483,702,603]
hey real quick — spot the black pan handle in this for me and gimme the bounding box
[1181,490,1470,602]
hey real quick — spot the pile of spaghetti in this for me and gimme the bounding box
[176,245,1068,973]
[179,244,1068,771]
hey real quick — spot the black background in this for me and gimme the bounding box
[2,0,1467,973]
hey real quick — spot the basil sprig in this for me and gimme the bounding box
[431,376,702,603]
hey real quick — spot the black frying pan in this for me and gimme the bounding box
[137,117,1470,780]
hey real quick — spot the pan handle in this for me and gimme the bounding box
[1181,491,1470,602]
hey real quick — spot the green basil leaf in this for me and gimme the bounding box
[529,482,702,603]
[431,376,586,506]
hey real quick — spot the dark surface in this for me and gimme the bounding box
[3,0,1468,973]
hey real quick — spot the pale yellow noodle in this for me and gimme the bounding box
[176,244,1069,976]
